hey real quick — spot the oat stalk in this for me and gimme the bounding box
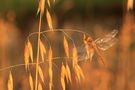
[35,10,42,90]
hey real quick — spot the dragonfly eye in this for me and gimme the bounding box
[87,38,93,43]
[83,36,88,44]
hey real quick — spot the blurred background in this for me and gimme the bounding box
[0,0,135,90]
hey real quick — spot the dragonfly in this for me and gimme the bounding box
[77,30,118,63]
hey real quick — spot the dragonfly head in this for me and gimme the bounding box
[83,34,93,45]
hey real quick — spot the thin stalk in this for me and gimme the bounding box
[35,14,42,90]
[0,56,79,72]
[27,29,92,40]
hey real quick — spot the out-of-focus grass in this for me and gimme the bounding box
[0,0,135,90]
[0,0,37,12]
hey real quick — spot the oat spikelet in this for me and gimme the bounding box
[74,65,84,83]
[61,78,65,90]
[29,73,34,90]
[74,65,80,83]
[63,36,69,58]
[8,71,13,90]
[37,0,45,16]
[39,39,46,62]
[61,63,66,76]
[46,9,53,31]
[48,47,53,90]
[61,63,66,90]
[38,66,44,83]
[48,47,52,62]
[28,40,33,63]
[76,65,84,80]
[38,82,43,90]
[65,63,71,83]
[49,67,53,90]
[24,42,29,70]
[127,0,133,11]
[72,45,78,68]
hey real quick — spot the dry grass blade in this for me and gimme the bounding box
[63,36,69,58]
[127,0,133,10]
[29,73,34,90]
[61,63,66,90]
[72,45,78,68]
[38,66,44,83]
[65,63,72,83]
[37,0,45,16]
[28,40,33,63]
[8,71,13,90]
[46,9,53,30]
[38,82,43,90]
[39,39,46,62]
[24,42,30,70]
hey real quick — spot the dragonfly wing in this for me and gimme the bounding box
[76,44,89,62]
[95,30,118,51]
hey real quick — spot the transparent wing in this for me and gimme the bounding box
[94,30,118,51]
[76,44,90,62]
